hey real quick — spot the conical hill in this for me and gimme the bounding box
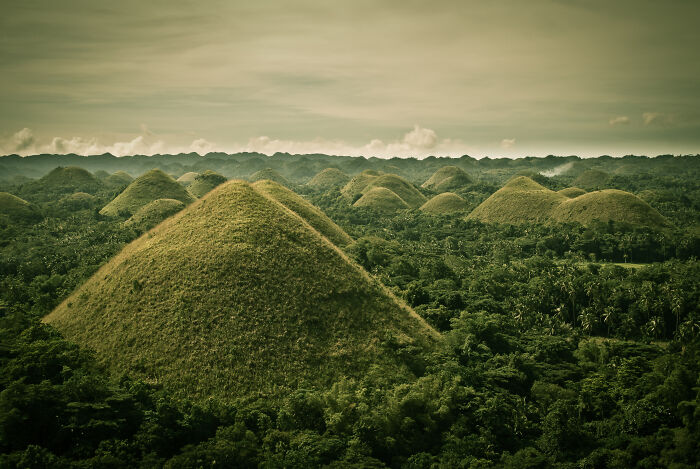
[558,187,586,198]
[466,176,567,224]
[420,192,468,214]
[250,168,291,187]
[105,171,134,187]
[551,189,671,229]
[307,168,350,189]
[187,170,227,198]
[0,192,41,222]
[342,171,426,208]
[176,172,199,186]
[353,187,411,213]
[422,166,473,192]
[100,169,195,217]
[37,166,102,193]
[124,198,186,231]
[45,180,438,401]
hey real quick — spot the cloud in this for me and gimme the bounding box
[609,116,630,126]
[3,128,37,153]
[642,112,673,126]
[190,138,216,154]
[500,138,515,149]
[402,125,437,149]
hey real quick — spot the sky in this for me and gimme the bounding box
[1,0,699,158]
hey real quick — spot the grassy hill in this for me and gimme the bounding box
[353,187,411,213]
[341,170,383,200]
[422,166,473,192]
[124,198,186,231]
[342,171,426,208]
[420,192,469,214]
[558,187,587,198]
[35,166,102,194]
[467,176,567,224]
[187,170,227,198]
[0,192,41,222]
[573,169,610,189]
[105,171,134,187]
[100,169,195,217]
[307,168,350,189]
[250,168,291,187]
[552,189,671,229]
[176,171,199,186]
[252,180,352,246]
[45,180,438,401]
[58,192,97,210]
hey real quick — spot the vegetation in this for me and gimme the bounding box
[573,169,610,189]
[100,169,195,217]
[249,168,291,187]
[467,176,567,224]
[57,192,97,211]
[307,168,350,189]
[353,187,411,213]
[0,192,41,223]
[557,187,586,198]
[0,152,698,467]
[124,198,186,232]
[552,189,672,229]
[419,192,468,214]
[105,170,134,188]
[186,170,227,198]
[176,171,199,185]
[422,165,473,192]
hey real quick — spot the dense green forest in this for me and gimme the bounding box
[0,153,699,468]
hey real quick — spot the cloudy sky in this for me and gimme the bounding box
[1,0,699,158]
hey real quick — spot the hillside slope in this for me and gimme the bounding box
[420,192,468,214]
[45,180,438,401]
[307,168,350,189]
[422,166,473,192]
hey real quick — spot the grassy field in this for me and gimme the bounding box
[45,180,438,401]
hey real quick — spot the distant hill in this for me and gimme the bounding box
[420,192,468,214]
[307,168,350,189]
[353,187,411,213]
[100,169,195,217]
[58,192,97,210]
[558,187,587,198]
[552,189,671,229]
[342,171,426,208]
[250,168,291,187]
[34,166,102,194]
[176,171,199,186]
[0,192,41,222]
[105,170,134,187]
[573,169,610,189]
[467,176,567,224]
[187,170,227,198]
[422,166,473,192]
[45,180,438,401]
[124,198,186,231]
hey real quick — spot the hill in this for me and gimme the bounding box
[99,169,195,217]
[353,187,411,213]
[105,171,134,187]
[0,192,41,222]
[342,172,426,208]
[573,169,610,189]
[250,168,291,187]
[341,170,382,201]
[252,180,352,246]
[552,189,671,229]
[307,168,350,189]
[466,176,567,224]
[187,170,227,198]
[176,172,199,186]
[422,166,473,192]
[124,198,186,231]
[36,166,102,194]
[44,180,438,401]
[58,192,97,210]
[420,192,469,214]
[558,187,587,198]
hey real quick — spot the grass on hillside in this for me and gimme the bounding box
[45,180,438,402]
[422,166,473,192]
[187,170,227,198]
[100,169,195,217]
[176,171,199,186]
[0,192,41,221]
[353,187,411,213]
[307,168,350,189]
[105,171,134,187]
[250,168,291,187]
[558,187,587,198]
[124,198,186,231]
[573,169,610,189]
[420,192,468,214]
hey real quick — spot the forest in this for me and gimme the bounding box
[0,152,698,468]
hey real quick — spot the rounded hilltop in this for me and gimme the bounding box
[353,187,411,213]
[558,187,587,198]
[307,168,350,189]
[100,169,195,217]
[0,192,41,222]
[44,180,438,401]
[342,171,427,209]
[552,189,671,229]
[250,168,291,187]
[105,171,134,187]
[422,166,473,192]
[187,170,227,198]
[467,176,566,224]
[124,198,186,231]
[176,171,199,186]
[37,166,102,193]
[420,192,468,214]
[573,169,610,189]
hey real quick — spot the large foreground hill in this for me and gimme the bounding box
[45,180,438,401]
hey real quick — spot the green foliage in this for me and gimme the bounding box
[307,168,350,189]
[249,168,291,187]
[124,198,185,232]
[353,187,411,213]
[420,192,468,214]
[574,169,610,189]
[0,192,41,224]
[422,165,473,192]
[186,170,227,198]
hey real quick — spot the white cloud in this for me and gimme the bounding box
[500,138,515,149]
[1,128,38,154]
[642,112,673,126]
[609,116,630,126]
[402,124,437,149]
[190,138,216,154]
